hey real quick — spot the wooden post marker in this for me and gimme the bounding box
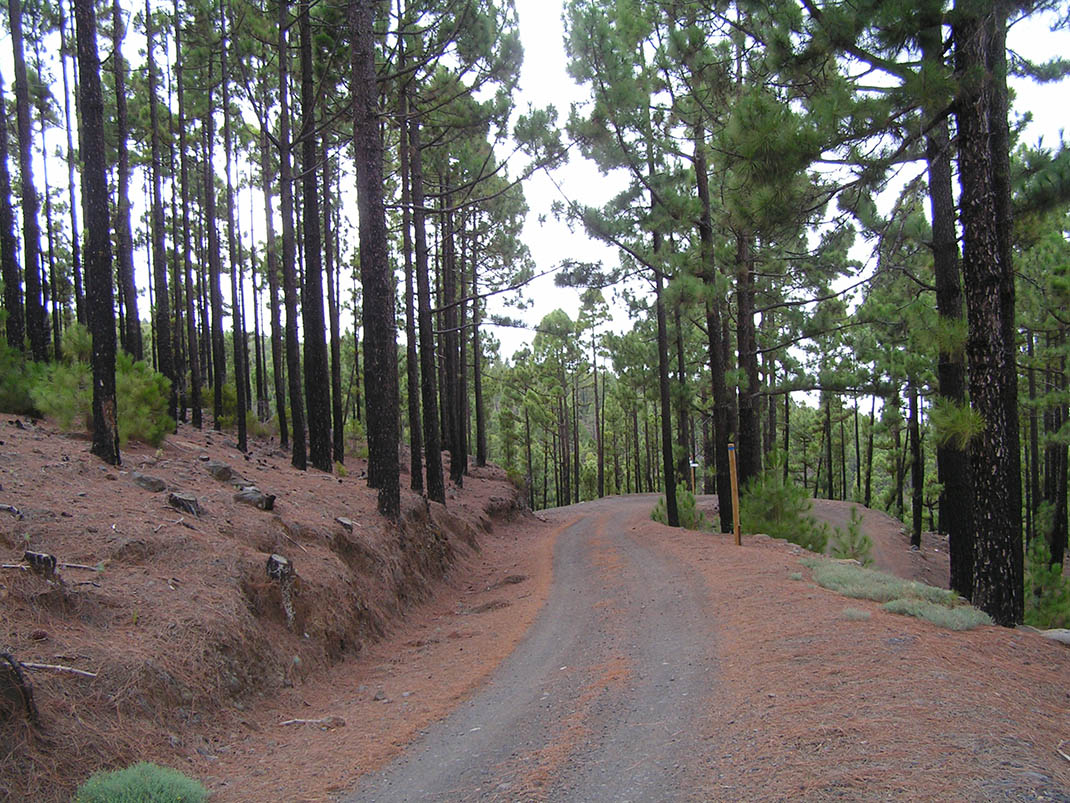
[728,442,741,546]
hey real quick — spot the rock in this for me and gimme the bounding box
[335,517,355,532]
[132,472,166,493]
[168,492,203,516]
[205,461,233,482]
[234,486,275,511]
[1038,628,1070,646]
[198,453,210,462]
[266,553,293,582]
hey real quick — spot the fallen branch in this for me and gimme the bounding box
[0,503,21,517]
[1,563,29,571]
[280,531,310,554]
[1058,741,1070,764]
[279,716,345,728]
[154,517,185,533]
[58,562,102,571]
[20,662,97,679]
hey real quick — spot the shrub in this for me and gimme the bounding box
[29,324,174,446]
[801,557,957,604]
[841,607,871,621]
[651,483,709,531]
[830,507,873,566]
[882,598,993,631]
[74,762,208,803]
[739,457,828,553]
[1024,536,1070,629]
[801,556,993,631]
[0,342,46,416]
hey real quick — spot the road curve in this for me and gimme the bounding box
[347,495,719,802]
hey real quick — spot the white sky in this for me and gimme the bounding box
[495,1,1070,359]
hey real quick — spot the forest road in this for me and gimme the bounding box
[346,495,719,802]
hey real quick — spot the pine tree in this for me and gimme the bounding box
[75,0,119,465]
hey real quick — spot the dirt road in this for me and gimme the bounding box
[349,496,718,801]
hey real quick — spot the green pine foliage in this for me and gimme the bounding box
[29,324,173,447]
[1024,535,1070,629]
[651,483,709,531]
[0,342,46,416]
[739,458,829,553]
[74,762,208,803]
[830,506,874,566]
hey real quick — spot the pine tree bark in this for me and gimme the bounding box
[278,0,307,470]
[909,382,923,548]
[219,1,246,451]
[110,0,141,362]
[9,0,48,360]
[299,0,332,472]
[953,0,1022,626]
[58,7,84,325]
[202,84,227,430]
[323,138,345,464]
[146,0,176,425]
[350,0,400,516]
[175,2,203,428]
[736,232,761,487]
[655,266,679,526]
[398,80,423,490]
[694,132,733,531]
[674,307,690,489]
[0,72,24,352]
[921,3,973,597]
[472,240,487,468]
[409,113,444,503]
[258,122,286,445]
[75,0,119,465]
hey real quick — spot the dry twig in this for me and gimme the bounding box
[279,716,345,728]
[20,662,98,679]
[1058,741,1070,764]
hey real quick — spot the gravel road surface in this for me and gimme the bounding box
[348,495,719,801]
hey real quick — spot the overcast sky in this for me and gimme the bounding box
[494,1,1069,359]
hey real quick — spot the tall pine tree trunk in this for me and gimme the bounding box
[922,3,973,597]
[472,244,487,468]
[694,131,733,531]
[909,382,923,548]
[323,139,345,464]
[75,0,119,465]
[219,1,246,450]
[278,0,307,469]
[409,112,444,503]
[299,0,332,472]
[59,6,84,325]
[175,0,200,428]
[736,232,761,487]
[398,82,423,489]
[146,0,176,425]
[0,72,24,351]
[954,0,1022,626]
[10,0,48,360]
[350,0,400,516]
[258,122,286,445]
[110,0,141,362]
